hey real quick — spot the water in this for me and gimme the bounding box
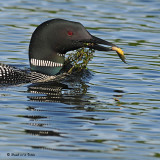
[0,0,160,159]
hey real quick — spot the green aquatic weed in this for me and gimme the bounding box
[65,48,95,74]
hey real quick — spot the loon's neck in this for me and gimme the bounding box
[30,51,65,75]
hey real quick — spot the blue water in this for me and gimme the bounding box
[0,0,160,159]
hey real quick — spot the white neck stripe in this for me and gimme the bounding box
[31,58,63,67]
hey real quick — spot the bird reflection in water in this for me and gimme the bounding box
[24,70,91,137]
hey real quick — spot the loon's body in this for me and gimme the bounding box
[0,19,125,84]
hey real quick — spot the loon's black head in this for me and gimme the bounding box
[29,18,125,75]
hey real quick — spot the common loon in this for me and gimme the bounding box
[0,19,125,84]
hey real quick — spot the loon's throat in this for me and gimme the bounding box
[30,53,65,75]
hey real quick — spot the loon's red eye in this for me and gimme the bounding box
[67,31,73,36]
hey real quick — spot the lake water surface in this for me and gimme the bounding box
[0,0,160,159]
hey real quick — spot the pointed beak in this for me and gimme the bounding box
[83,35,126,63]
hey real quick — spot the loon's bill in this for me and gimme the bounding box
[82,35,126,63]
